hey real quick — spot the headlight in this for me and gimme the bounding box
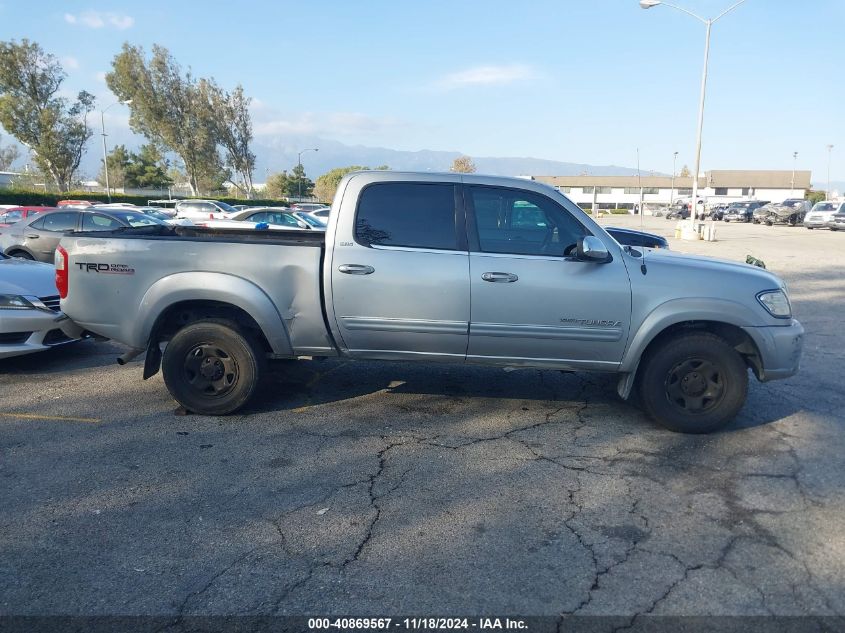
[0,295,37,310]
[757,290,792,319]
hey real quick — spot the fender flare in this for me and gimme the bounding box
[134,271,293,356]
[616,298,763,398]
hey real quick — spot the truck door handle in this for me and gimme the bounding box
[338,264,375,275]
[481,272,518,283]
[25,234,39,239]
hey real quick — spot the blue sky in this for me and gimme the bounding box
[1,0,843,182]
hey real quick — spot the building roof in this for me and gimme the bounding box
[704,170,811,188]
[535,175,692,188]
[534,170,812,190]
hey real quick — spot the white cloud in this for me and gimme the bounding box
[251,107,402,140]
[61,56,80,70]
[64,10,134,30]
[435,64,540,89]
[94,71,108,83]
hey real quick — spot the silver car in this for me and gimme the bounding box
[1,209,165,263]
[0,252,73,359]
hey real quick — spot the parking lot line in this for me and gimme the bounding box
[0,412,101,424]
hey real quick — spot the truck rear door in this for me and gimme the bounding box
[328,176,469,361]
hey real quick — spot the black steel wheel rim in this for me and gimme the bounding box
[183,343,239,397]
[664,358,726,414]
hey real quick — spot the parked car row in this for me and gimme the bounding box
[662,197,845,231]
[804,200,845,230]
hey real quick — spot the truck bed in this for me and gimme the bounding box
[59,225,336,358]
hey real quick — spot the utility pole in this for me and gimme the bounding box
[670,151,678,206]
[791,151,798,195]
[826,145,834,199]
[640,0,748,224]
[100,99,132,202]
[297,148,318,200]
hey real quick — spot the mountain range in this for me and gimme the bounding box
[68,133,649,182]
[245,135,647,182]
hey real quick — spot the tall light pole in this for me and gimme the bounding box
[670,150,678,205]
[100,99,132,202]
[790,151,798,195]
[297,148,318,200]
[825,144,834,199]
[640,0,748,222]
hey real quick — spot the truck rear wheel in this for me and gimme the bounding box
[638,332,748,434]
[162,319,265,415]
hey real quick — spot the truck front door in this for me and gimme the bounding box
[465,184,632,369]
[328,177,469,361]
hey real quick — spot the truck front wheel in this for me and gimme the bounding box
[162,319,265,415]
[638,332,748,433]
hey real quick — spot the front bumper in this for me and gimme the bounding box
[0,309,76,360]
[742,319,804,382]
[804,219,829,228]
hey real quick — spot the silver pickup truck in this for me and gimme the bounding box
[57,172,804,433]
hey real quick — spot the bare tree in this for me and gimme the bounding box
[450,155,476,173]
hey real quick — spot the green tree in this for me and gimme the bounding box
[0,39,95,191]
[450,155,476,173]
[313,165,372,203]
[285,162,314,198]
[314,165,366,202]
[205,81,255,197]
[124,144,172,189]
[264,171,288,199]
[806,190,825,205]
[106,43,224,196]
[97,144,131,189]
[0,134,20,170]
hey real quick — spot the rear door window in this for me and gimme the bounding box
[41,212,79,232]
[82,214,123,231]
[267,212,301,227]
[355,182,458,250]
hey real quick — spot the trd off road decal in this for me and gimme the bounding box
[75,263,135,275]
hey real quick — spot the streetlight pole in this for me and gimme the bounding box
[791,151,797,195]
[100,99,131,202]
[297,148,318,200]
[670,150,678,206]
[640,0,748,223]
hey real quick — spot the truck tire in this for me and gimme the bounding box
[638,332,748,434]
[162,319,265,415]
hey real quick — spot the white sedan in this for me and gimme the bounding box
[0,253,76,359]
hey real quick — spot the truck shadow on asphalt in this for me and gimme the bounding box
[251,358,801,435]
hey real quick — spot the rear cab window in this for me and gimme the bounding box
[355,182,459,250]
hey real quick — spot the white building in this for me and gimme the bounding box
[0,171,21,188]
[533,170,812,211]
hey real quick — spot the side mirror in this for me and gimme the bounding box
[576,236,611,263]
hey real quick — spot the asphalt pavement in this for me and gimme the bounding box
[0,217,843,629]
